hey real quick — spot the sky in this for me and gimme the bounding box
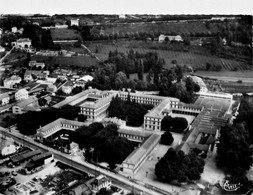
[0,0,252,15]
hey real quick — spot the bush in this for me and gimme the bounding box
[161,131,174,145]
[161,116,188,133]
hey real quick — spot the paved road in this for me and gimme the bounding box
[0,127,166,195]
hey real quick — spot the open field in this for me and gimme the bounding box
[50,28,80,41]
[86,41,252,71]
[31,55,100,68]
[194,71,253,82]
[92,21,218,35]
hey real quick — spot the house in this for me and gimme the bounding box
[15,88,29,101]
[0,137,16,156]
[69,183,92,195]
[76,75,94,88]
[12,38,32,48]
[37,72,47,80]
[158,34,183,42]
[3,75,22,88]
[71,19,79,26]
[87,175,111,193]
[16,27,24,34]
[0,93,10,106]
[47,84,57,93]
[29,61,45,69]
[12,96,38,114]
[118,14,126,19]
[55,24,68,29]
[11,27,17,33]
[24,70,45,82]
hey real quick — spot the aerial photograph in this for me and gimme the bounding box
[0,0,252,194]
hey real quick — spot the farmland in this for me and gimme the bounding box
[86,41,252,71]
[31,55,100,68]
[91,21,219,36]
[50,28,80,41]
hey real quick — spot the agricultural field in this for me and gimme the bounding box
[194,71,253,82]
[92,21,218,36]
[50,28,80,41]
[86,41,252,71]
[31,55,100,68]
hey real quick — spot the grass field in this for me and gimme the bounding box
[31,55,100,67]
[50,28,80,41]
[86,41,252,71]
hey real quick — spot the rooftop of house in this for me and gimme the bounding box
[69,183,91,195]
[16,38,31,43]
[0,137,15,150]
[0,93,10,100]
[15,88,29,95]
[15,96,37,108]
[123,133,160,166]
[91,175,110,187]
[5,75,21,82]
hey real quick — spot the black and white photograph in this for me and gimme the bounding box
[0,1,252,195]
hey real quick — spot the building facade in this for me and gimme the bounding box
[15,88,29,101]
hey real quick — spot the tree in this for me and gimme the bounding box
[161,116,173,131]
[77,115,87,122]
[161,131,174,145]
[216,124,253,175]
[155,148,204,183]
[161,116,188,133]
[38,98,47,107]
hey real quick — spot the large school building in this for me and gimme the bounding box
[50,89,233,175]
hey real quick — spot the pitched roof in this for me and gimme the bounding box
[15,96,37,108]
[123,134,160,165]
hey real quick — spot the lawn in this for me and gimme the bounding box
[86,40,252,71]
[50,28,80,41]
[31,55,100,68]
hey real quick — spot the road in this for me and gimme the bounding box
[0,127,166,195]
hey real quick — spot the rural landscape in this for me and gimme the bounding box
[0,12,252,195]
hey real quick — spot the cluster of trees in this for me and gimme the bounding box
[16,105,80,135]
[70,123,134,168]
[87,63,156,91]
[205,63,222,71]
[155,148,205,183]
[216,123,253,179]
[107,95,152,127]
[161,116,188,133]
[216,95,253,182]
[234,95,253,143]
[159,70,200,103]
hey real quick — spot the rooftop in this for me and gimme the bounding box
[145,98,171,118]
[37,118,85,136]
[15,96,37,108]
[123,133,160,165]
